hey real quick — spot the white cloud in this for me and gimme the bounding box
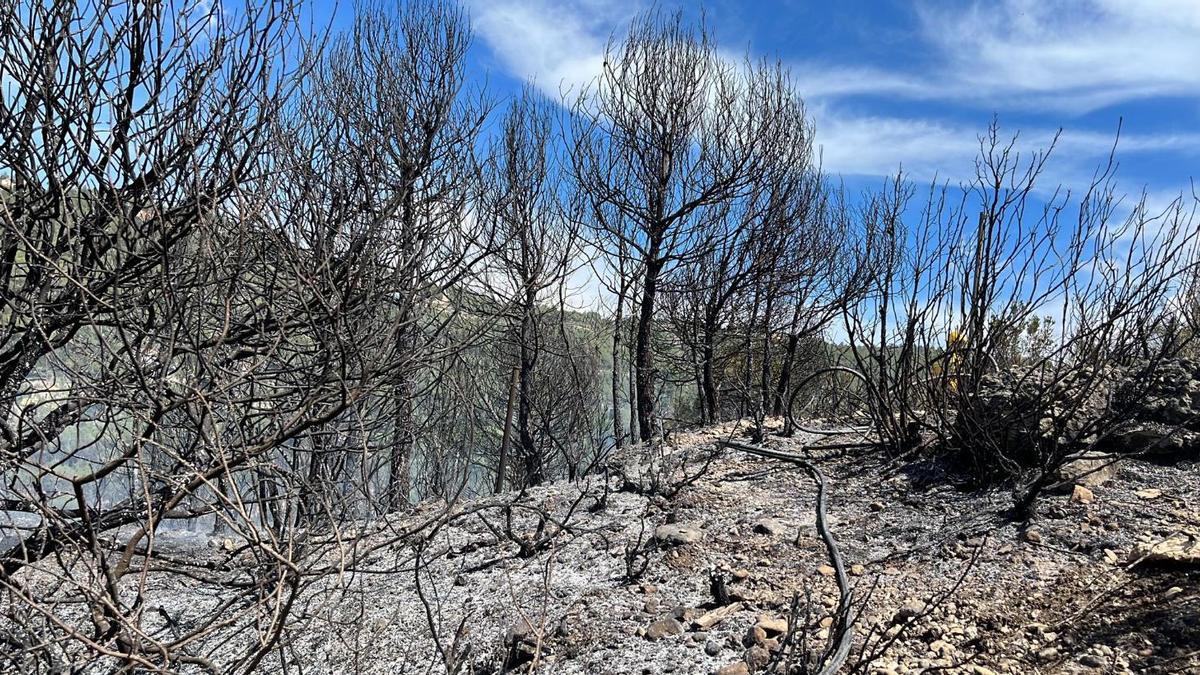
[468,0,1200,187]
[914,0,1200,112]
[469,0,634,99]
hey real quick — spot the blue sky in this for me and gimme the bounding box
[441,0,1198,203]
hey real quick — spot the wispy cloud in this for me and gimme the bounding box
[914,0,1200,113]
[469,0,632,99]
[468,0,1200,187]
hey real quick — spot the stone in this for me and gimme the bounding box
[816,564,836,577]
[755,615,788,635]
[1079,654,1105,668]
[716,663,750,675]
[893,600,926,624]
[745,646,771,670]
[869,501,885,512]
[1164,586,1184,600]
[505,618,535,644]
[819,616,833,628]
[1054,455,1119,488]
[850,563,866,576]
[672,606,699,622]
[743,625,768,647]
[1135,488,1162,499]
[929,639,954,657]
[1128,535,1200,566]
[752,518,786,536]
[1023,529,1043,544]
[654,524,703,546]
[968,667,999,675]
[1070,485,1095,504]
[704,640,723,656]
[1036,647,1060,662]
[646,617,685,640]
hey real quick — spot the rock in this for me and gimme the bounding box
[1079,654,1105,668]
[1104,549,1120,564]
[752,518,786,536]
[646,617,685,640]
[1070,485,1094,504]
[693,603,742,630]
[893,600,926,624]
[929,639,954,657]
[1135,488,1162,499]
[819,616,833,628]
[850,563,866,576]
[743,625,768,647]
[968,667,999,675]
[869,501,885,512]
[755,615,788,635]
[1054,454,1119,489]
[643,598,660,613]
[731,568,751,580]
[1023,529,1043,544]
[654,524,703,546]
[704,640,723,656]
[745,645,771,670]
[505,618,535,644]
[672,606,699,622]
[1164,586,1184,600]
[716,663,750,675]
[816,564,836,577]
[1036,647,1060,662]
[1128,535,1200,566]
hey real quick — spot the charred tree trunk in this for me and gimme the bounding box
[635,250,664,442]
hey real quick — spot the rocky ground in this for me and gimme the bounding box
[54,420,1197,674]
[221,420,1199,675]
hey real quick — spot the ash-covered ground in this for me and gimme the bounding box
[62,422,1200,674]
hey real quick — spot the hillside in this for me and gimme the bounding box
[88,422,1198,675]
